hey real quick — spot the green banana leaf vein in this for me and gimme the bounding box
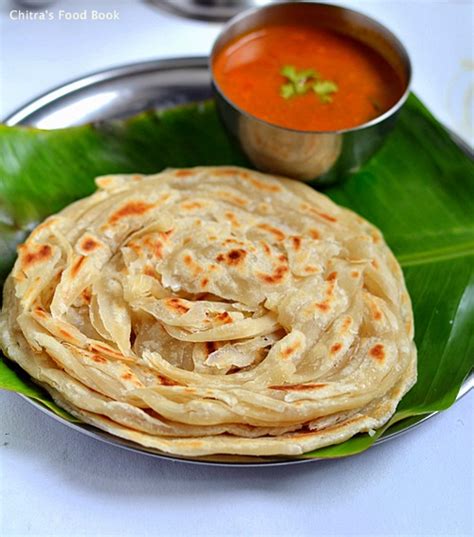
[0,94,472,459]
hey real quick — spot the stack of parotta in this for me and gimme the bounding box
[0,166,416,457]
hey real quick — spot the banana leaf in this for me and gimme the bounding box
[0,95,472,459]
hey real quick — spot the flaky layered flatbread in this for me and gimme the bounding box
[0,166,416,456]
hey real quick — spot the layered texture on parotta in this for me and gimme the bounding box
[0,166,416,457]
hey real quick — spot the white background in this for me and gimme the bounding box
[0,1,473,536]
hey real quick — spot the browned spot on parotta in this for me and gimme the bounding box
[318,212,337,223]
[224,212,241,228]
[109,200,155,225]
[142,236,163,259]
[165,298,190,315]
[260,241,271,255]
[216,249,247,266]
[18,244,52,269]
[89,343,123,360]
[34,306,47,318]
[370,304,383,321]
[224,239,246,248]
[92,354,108,364]
[215,167,249,177]
[301,203,338,223]
[174,169,194,178]
[216,191,248,207]
[158,375,183,386]
[58,328,75,341]
[257,223,286,241]
[258,264,289,284]
[315,301,330,312]
[71,256,86,278]
[369,344,385,362]
[181,201,204,210]
[291,236,302,251]
[247,176,281,193]
[214,312,233,324]
[80,236,101,253]
[281,340,302,358]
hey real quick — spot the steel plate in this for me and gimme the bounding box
[4,57,473,465]
[148,0,275,23]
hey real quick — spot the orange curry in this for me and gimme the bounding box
[213,25,403,131]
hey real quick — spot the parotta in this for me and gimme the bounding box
[0,166,416,457]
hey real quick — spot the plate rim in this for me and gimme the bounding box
[4,56,473,465]
[3,56,210,127]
